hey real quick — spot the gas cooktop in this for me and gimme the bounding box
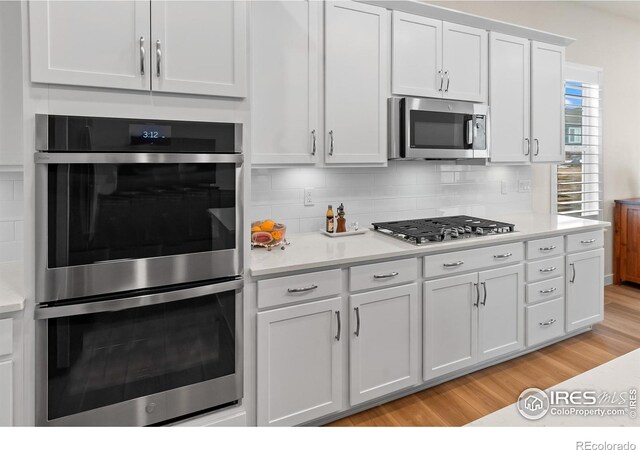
[372,215,516,246]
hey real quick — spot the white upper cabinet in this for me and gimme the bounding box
[251,1,320,165]
[392,12,487,103]
[488,33,531,163]
[391,12,442,98]
[29,0,151,91]
[442,22,488,102]
[325,1,388,165]
[29,0,247,97]
[531,42,565,163]
[151,1,247,97]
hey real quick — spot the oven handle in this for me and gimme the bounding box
[34,152,244,165]
[34,278,243,320]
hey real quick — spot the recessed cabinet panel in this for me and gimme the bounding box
[0,361,12,426]
[442,22,487,102]
[151,1,247,97]
[489,32,530,163]
[29,0,151,90]
[0,319,12,358]
[566,248,604,332]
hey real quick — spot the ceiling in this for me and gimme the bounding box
[577,1,640,22]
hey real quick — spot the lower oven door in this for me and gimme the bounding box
[35,278,243,426]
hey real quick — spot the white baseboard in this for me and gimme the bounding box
[604,274,613,286]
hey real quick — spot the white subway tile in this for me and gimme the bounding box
[0,221,14,242]
[325,172,373,188]
[299,217,323,233]
[249,205,272,224]
[270,168,325,189]
[374,197,416,213]
[0,241,22,262]
[0,181,13,201]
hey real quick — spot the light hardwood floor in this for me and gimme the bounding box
[327,284,640,426]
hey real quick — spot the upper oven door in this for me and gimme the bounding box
[35,152,243,303]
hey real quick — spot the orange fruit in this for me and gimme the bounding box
[260,219,276,231]
[271,230,283,241]
[251,225,261,232]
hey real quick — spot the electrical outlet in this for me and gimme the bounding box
[304,188,314,206]
[501,181,508,195]
[518,180,532,193]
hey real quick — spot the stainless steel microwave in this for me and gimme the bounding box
[389,97,489,160]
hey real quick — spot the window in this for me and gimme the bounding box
[554,64,603,220]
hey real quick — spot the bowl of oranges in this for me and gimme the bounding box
[251,219,287,249]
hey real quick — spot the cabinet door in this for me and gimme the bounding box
[531,42,565,163]
[566,249,604,332]
[349,283,419,406]
[391,12,442,98]
[489,33,530,163]
[442,22,487,102]
[618,205,640,284]
[478,264,525,362]
[0,360,12,426]
[29,0,151,90]
[325,1,388,165]
[151,1,247,97]
[251,1,320,165]
[257,297,343,426]
[423,273,478,381]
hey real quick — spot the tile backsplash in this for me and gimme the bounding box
[251,162,533,233]
[0,171,23,261]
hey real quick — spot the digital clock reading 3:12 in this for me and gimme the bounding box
[129,124,172,146]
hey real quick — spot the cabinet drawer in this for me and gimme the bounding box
[526,256,565,283]
[0,319,12,358]
[566,230,603,253]
[423,242,523,278]
[258,269,341,309]
[526,276,564,304]
[350,258,417,292]
[526,236,564,260]
[526,298,565,347]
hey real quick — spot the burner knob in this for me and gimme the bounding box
[451,229,459,238]
[476,227,484,235]
[464,226,472,234]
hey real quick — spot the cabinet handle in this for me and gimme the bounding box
[473,282,480,308]
[335,311,341,341]
[354,307,361,337]
[539,266,557,273]
[539,318,557,327]
[311,129,316,156]
[481,281,487,306]
[443,261,464,268]
[329,130,334,156]
[534,138,540,156]
[438,70,444,92]
[539,287,557,294]
[287,284,318,293]
[493,252,513,259]
[524,137,530,156]
[570,263,576,283]
[539,245,556,252]
[373,272,399,279]
[139,36,145,75]
[580,238,597,244]
[156,40,162,77]
[444,71,450,92]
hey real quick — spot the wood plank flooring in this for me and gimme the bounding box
[327,284,640,427]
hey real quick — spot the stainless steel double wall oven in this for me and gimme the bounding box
[34,115,244,426]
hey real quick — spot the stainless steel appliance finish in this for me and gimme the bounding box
[389,97,489,160]
[35,115,244,302]
[35,279,243,426]
[372,215,516,245]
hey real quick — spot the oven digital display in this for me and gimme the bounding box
[129,124,171,146]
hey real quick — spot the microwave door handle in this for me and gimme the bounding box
[466,119,474,146]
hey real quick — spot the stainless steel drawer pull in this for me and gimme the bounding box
[311,129,316,156]
[580,238,597,244]
[335,311,341,341]
[139,36,145,75]
[539,245,556,251]
[329,130,334,156]
[438,70,444,91]
[539,287,557,294]
[287,284,318,293]
[539,318,557,327]
[354,307,361,337]
[493,252,513,259]
[373,272,399,279]
[443,261,464,268]
[156,40,162,77]
[539,267,557,273]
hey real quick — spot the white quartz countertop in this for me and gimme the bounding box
[250,213,610,278]
[0,260,25,314]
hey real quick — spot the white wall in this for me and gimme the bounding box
[430,0,640,278]
[251,163,532,231]
[0,171,23,262]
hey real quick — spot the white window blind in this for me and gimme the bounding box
[555,64,603,220]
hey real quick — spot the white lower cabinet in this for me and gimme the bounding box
[0,360,12,426]
[424,264,524,381]
[349,283,419,406]
[257,297,343,426]
[566,248,605,332]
